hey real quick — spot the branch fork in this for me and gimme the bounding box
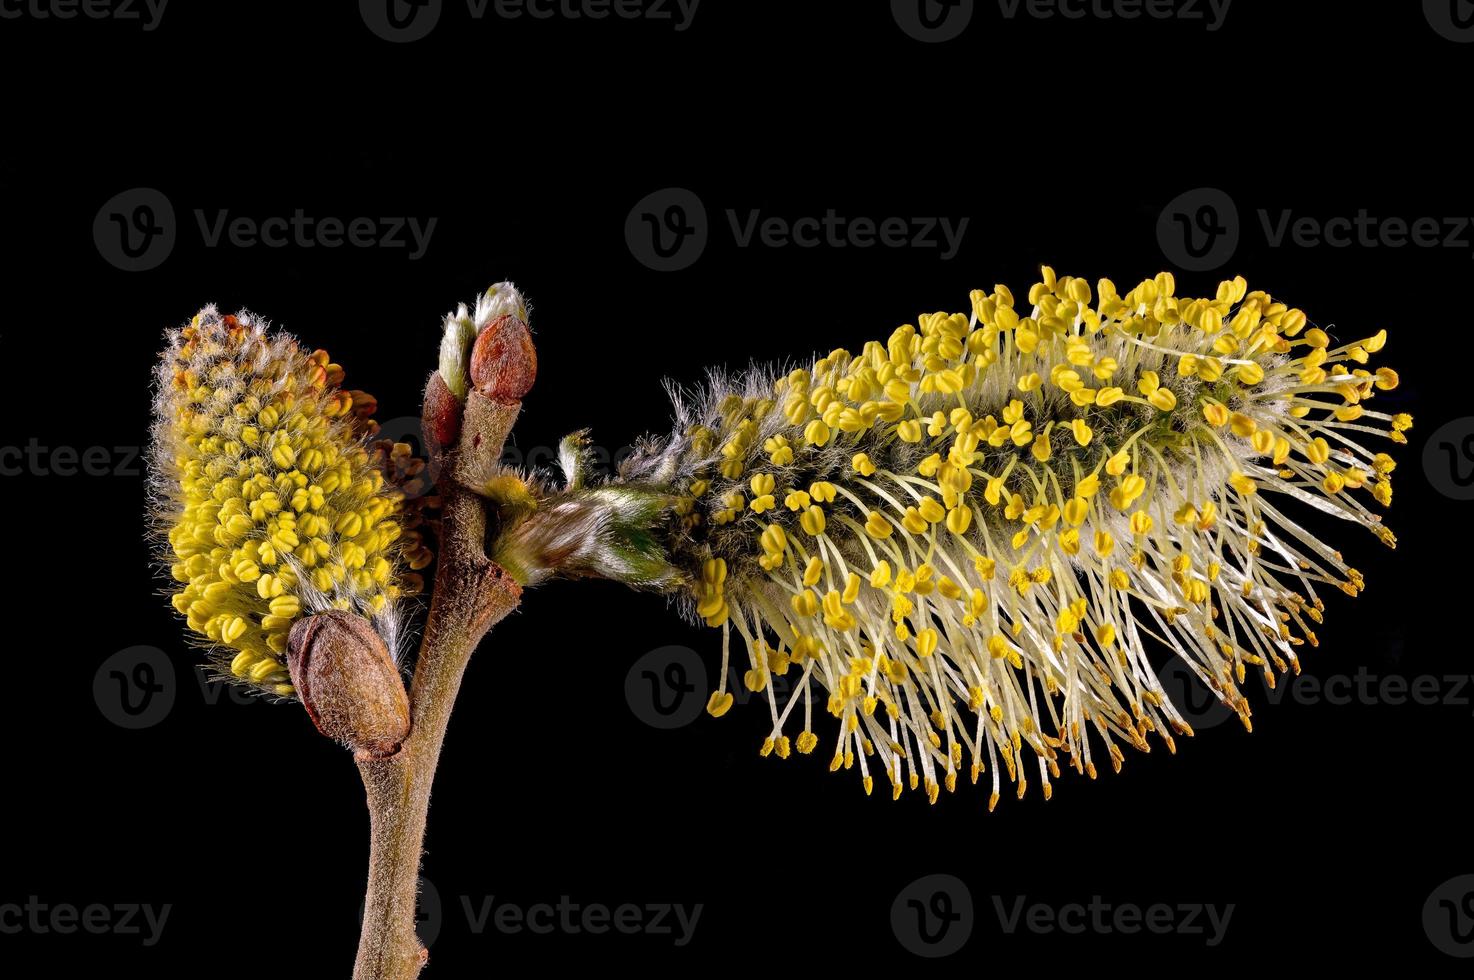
[350,316,535,979]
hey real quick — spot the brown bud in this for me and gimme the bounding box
[422,371,462,458]
[286,611,411,760]
[469,314,536,403]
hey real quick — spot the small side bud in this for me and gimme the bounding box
[287,611,411,760]
[422,371,462,459]
[470,314,536,403]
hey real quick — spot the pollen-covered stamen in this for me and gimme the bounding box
[625,268,1408,804]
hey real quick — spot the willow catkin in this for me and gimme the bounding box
[594,268,1409,807]
[149,308,432,696]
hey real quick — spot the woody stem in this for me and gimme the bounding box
[351,392,524,979]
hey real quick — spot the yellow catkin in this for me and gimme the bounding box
[152,308,428,693]
[605,270,1405,804]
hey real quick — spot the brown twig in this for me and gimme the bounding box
[350,392,524,979]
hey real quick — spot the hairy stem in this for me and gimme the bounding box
[352,392,524,979]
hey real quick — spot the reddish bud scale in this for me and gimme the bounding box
[287,610,411,760]
[470,314,536,403]
[422,371,462,457]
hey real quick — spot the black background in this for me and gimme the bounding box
[3,0,1472,973]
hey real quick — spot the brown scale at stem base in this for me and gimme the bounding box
[351,391,524,980]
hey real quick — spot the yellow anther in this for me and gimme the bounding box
[1148,386,1177,411]
[918,498,946,523]
[791,589,820,617]
[865,512,894,539]
[800,505,827,536]
[1228,472,1258,495]
[945,505,972,535]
